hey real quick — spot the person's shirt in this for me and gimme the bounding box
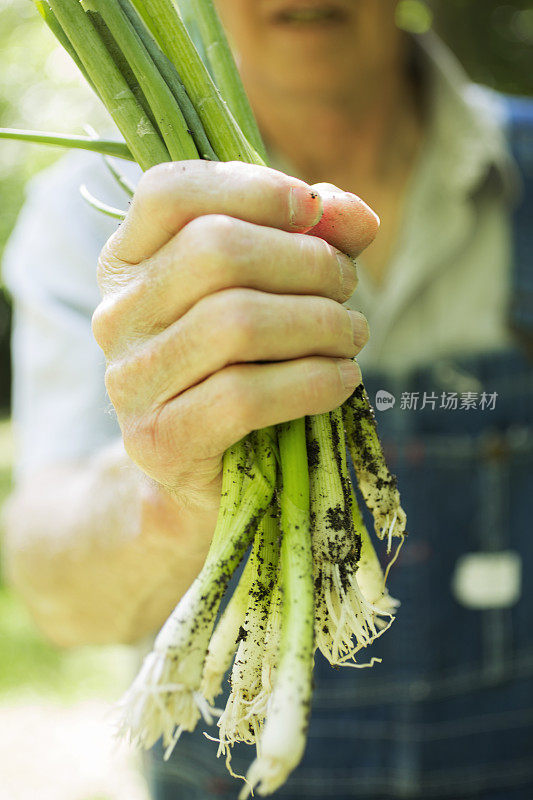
[1,33,519,482]
[353,34,517,376]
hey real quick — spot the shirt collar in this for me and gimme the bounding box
[354,33,518,366]
[414,31,517,200]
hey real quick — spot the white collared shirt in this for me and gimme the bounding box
[352,34,517,377]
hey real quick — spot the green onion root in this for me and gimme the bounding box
[343,385,407,552]
[118,433,276,756]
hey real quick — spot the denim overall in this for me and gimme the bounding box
[146,96,533,800]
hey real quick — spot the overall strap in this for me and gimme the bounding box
[504,94,533,351]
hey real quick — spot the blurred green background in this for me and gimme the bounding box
[0,8,147,798]
[0,0,531,795]
[0,0,117,701]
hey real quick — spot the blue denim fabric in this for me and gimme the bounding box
[506,94,533,336]
[145,97,533,799]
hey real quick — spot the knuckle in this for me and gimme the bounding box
[219,290,258,355]
[123,404,184,478]
[92,280,150,356]
[197,214,241,255]
[180,215,243,283]
[104,360,128,409]
[90,297,122,356]
[198,289,258,362]
[178,213,212,244]
[104,341,157,411]
[209,215,243,259]
[91,302,108,349]
[132,163,181,232]
[183,213,234,242]
[135,163,168,208]
[91,297,119,352]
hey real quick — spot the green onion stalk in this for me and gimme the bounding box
[214,504,280,774]
[200,541,257,707]
[307,410,396,667]
[119,429,277,754]
[242,418,315,796]
[4,0,407,794]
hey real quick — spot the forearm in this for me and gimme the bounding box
[1,439,219,647]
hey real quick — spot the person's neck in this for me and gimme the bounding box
[243,46,424,285]
[248,55,422,190]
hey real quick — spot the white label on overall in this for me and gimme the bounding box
[451,551,522,609]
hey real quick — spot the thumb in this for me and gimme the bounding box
[307,183,380,258]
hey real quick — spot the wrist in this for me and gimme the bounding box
[92,437,220,555]
[140,475,220,556]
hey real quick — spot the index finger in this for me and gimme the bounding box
[107,160,323,264]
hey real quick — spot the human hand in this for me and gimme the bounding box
[92,161,378,510]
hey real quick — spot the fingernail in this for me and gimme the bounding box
[348,310,370,349]
[336,252,358,298]
[289,186,323,230]
[336,358,361,392]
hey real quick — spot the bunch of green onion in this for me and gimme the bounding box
[1,0,407,794]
